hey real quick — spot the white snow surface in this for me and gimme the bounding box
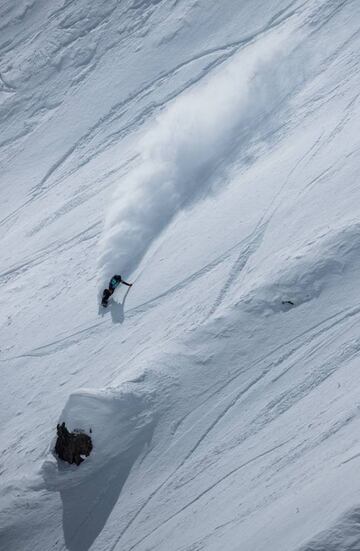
[1,1,360,550]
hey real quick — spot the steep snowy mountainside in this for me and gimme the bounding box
[1,1,360,550]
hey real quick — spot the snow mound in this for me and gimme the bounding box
[297,506,360,551]
[39,378,161,551]
[97,22,308,289]
[241,222,360,314]
[42,381,155,490]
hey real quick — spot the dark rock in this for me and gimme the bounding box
[55,422,93,466]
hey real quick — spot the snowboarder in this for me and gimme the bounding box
[101,275,132,307]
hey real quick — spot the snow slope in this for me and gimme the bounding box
[1,1,360,550]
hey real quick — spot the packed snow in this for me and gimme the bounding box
[1,1,360,550]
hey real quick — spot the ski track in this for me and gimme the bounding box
[208,131,328,317]
[2,221,269,360]
[4,131,325,361]
[26,32,265,200]
[208,221,268,316]
[2,1,360,550]
[0,49,245,230]
[125,439,292,551]
[0,0,300,233]
[107,304,360,551]
[171,309,360,485]
[0,222,100,284]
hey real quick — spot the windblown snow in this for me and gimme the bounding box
[98,22,306,287]
[1,1,360,551]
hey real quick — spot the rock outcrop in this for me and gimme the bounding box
[55,422,92,466]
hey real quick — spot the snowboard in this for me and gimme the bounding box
[101,289,112,308]
[101,284,132,308]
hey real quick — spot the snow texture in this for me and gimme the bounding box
[2,1,360,550]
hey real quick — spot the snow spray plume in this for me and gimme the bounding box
[97,24,307,291]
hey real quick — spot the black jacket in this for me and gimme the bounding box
[109,275,122,290]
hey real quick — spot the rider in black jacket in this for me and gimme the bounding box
[101,275,132,307]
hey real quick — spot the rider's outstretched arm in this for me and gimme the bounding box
[122,280,132,287]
